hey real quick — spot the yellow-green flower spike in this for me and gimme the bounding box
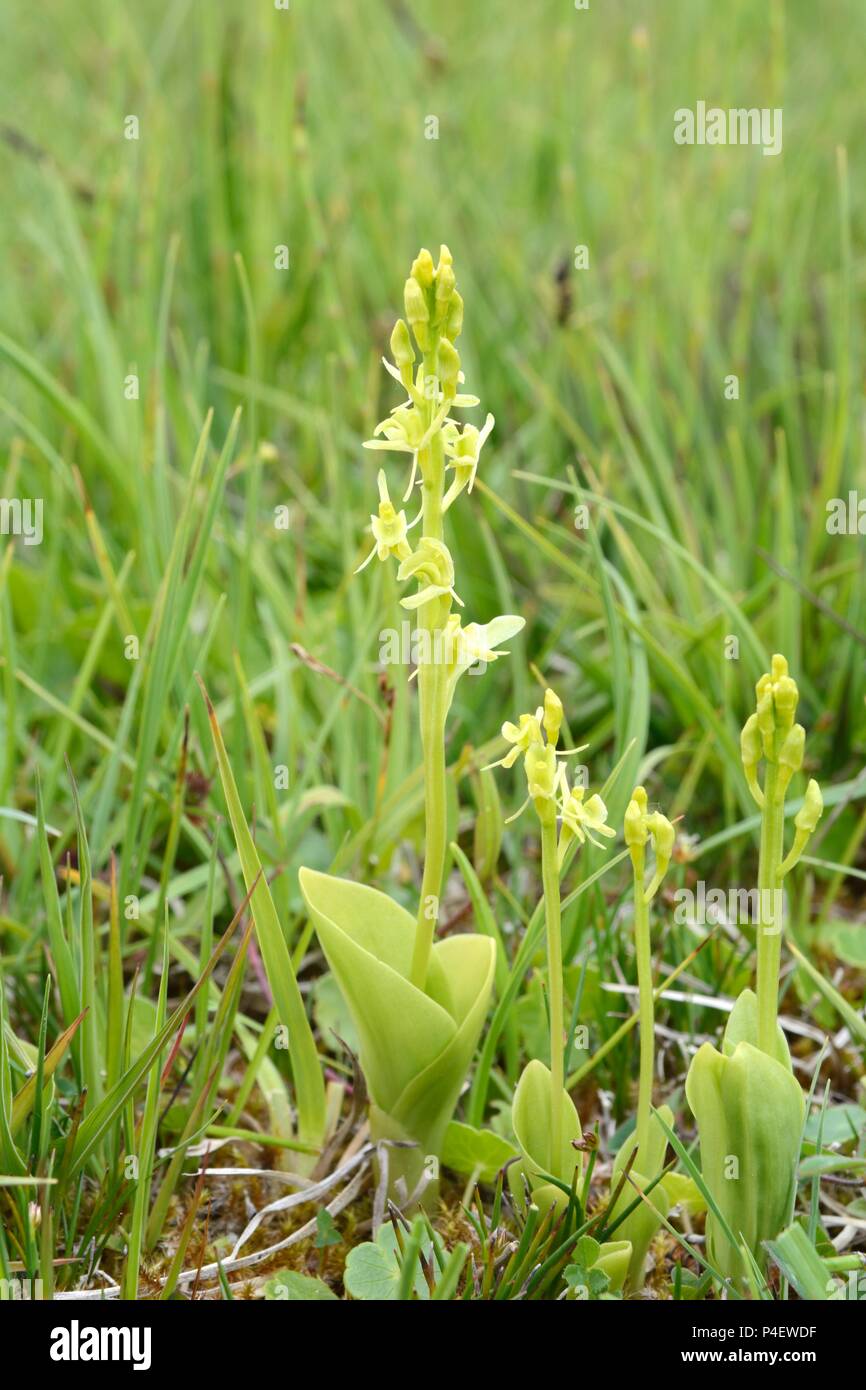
[623,787,674,901]
[754,654,799,760]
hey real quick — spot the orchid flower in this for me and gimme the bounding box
[355,470,418,572]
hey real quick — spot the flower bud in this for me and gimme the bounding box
[445,289,464,339]
[404,276,431,351]
[644,811,675,900]
[776,723,805,798]
[390,318,415,386]
[740,712,762,773]
[525,741,557,816]
[755,682,776,754]
[795,778,823,834]
[779,778,823,877]
[438,336,461,401]
[624,786,649,849]
[435,261,456,307]
[411,247,435,289]
[754,654,799,756]
[432,246,456,323]
[542,687,563,748]
[740,712,764,807]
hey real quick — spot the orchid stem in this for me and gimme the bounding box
[633,846,654,1168]
[409,347,449,991]
[756,759,785,1055]
[540,815,564,1172]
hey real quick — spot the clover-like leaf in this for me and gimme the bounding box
[264,1271,338,1302]
[344,1225,430,1301]
[441,1120,519,1183]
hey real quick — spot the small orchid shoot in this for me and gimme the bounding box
[494,689,613,1183]
[605,789,676,1291]
[742,654,824,1054]
[686,654,823,1284]
[623,787,675,1170]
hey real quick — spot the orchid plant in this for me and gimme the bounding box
[301,247,522,1199]
[491,694,607,1196]
[686,655,824,1285]
[608,787,677,1291]
[491,690,635,1288]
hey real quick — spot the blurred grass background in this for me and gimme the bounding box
[0,0,864,1048]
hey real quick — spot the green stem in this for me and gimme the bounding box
[409,349,449,991]
[756,759,785,1055]
[540,815,564,1172]
[632,847,654,1169]
[410,644,448,988]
